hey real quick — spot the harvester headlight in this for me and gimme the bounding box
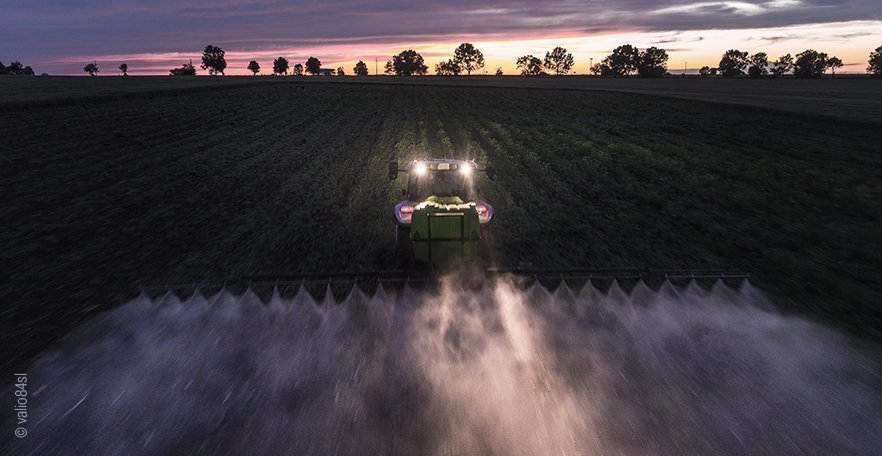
[475,200,493,224]
[395,201,416,225]
[414,162,427,175]
[460,163,472,176]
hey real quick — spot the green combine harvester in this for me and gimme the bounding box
[379,157,749,284]
[389,159,495,269]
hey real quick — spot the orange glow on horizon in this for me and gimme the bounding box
[52,20,882,76]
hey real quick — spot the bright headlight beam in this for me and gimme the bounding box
[460,163,472,176]
[414,162,427,175]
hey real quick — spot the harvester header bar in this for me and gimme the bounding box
[487,268,751,280]
[139,268,749,293]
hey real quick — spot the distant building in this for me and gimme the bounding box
[316,68,335,76]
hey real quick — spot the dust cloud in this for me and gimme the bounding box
[4,279,880,455]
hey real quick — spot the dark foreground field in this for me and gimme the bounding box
[2,78,881,370]
[3,75,881,123]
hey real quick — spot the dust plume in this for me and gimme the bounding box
[3,279,880,455]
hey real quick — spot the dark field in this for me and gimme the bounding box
[3,75,881,123]
[2,78,881,370]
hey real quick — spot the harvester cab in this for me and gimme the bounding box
[390,159,495,269]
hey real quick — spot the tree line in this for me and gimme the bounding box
[180,47,357,76]
[0,60,35,75]
[222,43,882,77]
[10,43,882,77]
[700,49,850,78]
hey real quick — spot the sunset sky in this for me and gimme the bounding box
[2,0,880,75]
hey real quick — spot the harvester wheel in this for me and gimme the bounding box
[395,226,414,269]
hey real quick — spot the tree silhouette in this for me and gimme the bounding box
[292,63,304,76]
[516,55,542,76]
[435,59,460,76]
[771,54,793,77]
[868,46,882,76]
[636,47,668,78]
[201,45,227,75]
[384,60,394,75]
[336,67,345,76]
[169,60,196,76]
[718,50,749,77]
[544,47,574,75]
[748,52,768,78]
[1,61,35,75]
[273,57,289,75]
[387,50,427,76]
[602,45,639,76]
[353,60,369,76]
[84,61,99,76]
[247,60,260,75]
[495,67,503,76]
[793,50,828,78]
[591,62,618,76]
[305,57,322,75]
[452,43,484,75]
[826,56,843,77]
[5,61,24,74]
[699,66,711,77]
[119,63,128,76]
